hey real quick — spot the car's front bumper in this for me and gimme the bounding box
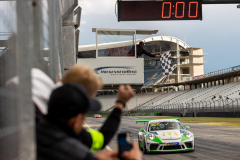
[146,140,194,152]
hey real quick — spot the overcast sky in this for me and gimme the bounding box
[78,0,240,73]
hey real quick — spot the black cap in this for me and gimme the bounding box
[48,83,101,119]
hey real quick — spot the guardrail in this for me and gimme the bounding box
[131,98,240,113]
[191,67,234,80]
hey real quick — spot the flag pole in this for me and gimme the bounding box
[168,75,169,92]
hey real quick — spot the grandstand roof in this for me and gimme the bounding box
[78,36,190,52]
[155,69,240,87]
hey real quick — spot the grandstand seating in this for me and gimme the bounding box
[97,81,240,111]
[144,70,158,84]
[97,92,161,111]
[143,81,240,109]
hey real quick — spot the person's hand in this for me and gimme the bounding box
[117,85,135,103]
[95,150,119,160]
[115,85,135,110]
[155,55,160,58]
[121,143,142,160]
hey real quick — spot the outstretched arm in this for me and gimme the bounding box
[142,48,160,58]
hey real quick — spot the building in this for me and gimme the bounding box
[78,34,206,88]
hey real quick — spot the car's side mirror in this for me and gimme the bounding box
[140,128,145,132]
[185,126,190,130]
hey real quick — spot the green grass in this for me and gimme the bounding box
[136,116,240,127]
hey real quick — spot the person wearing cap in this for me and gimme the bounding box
[62,65,132,151]
[136,41,160,58]
[37,83,142,160]
[32,65,131,151]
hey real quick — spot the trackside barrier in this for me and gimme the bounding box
[127,98,240,117]
[0,1,79,159]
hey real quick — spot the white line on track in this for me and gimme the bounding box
[84,122,112,150]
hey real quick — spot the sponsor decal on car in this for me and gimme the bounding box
[166,142,179,146]
[162,131,178,136]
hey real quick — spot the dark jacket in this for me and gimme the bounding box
[78,108,122,149]
[137,45,156,58]
[37,116,97,160]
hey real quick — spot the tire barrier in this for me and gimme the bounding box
[185,112,195,117]
[161,112,181,117]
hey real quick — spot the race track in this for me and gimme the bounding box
[85,117,240,160]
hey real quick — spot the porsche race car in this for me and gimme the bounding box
[137,118,194,153]
[94,114,102,118]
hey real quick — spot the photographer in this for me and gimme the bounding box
[37,83,142,160]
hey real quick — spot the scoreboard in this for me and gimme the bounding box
[118,0,202,21]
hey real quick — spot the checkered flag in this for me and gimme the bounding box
[160,51,174,75]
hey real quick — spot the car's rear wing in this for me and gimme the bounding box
[136,118,179,124]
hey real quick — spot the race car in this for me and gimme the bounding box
[137,118,194,153]
[94,114,102,118]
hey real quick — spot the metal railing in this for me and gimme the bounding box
[191,67,235,81]
[132,98,240,113]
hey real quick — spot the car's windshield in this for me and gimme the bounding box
[148,122,184,131]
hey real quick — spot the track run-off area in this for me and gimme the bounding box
[85,117,240,160]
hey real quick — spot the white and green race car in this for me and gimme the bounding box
[137,118,194,153]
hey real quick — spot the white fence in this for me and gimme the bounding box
[0,1,80,159]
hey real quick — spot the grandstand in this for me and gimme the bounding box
[95,65,240,114]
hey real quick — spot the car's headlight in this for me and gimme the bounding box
[148,134,155,140]
[185,131,191,138]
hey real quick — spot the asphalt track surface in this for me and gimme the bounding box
[85,117,240,160]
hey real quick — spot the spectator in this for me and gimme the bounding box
[226,97,229,100]
[62,65,134,150]
[219,95,222,99]
[37,83,142,160]
[212,95,216,100]
[32,65,133,151]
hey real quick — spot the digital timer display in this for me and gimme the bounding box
[118,0,202,21]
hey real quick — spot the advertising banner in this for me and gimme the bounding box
[77,58,144,84]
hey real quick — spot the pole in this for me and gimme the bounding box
[136,95,137,108]
[168,75,169,92]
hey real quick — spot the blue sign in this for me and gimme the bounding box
[166,142,179,146]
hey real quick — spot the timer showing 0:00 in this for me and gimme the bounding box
[118,1,202,21]
[162,2,198,18]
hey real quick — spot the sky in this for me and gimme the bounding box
[77,0,240,73]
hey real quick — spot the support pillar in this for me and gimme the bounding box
[207,82,209,88]
[222,79,225,85]
[214,81,216,86]
[195,84,197,89]
[177,40,180,83]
